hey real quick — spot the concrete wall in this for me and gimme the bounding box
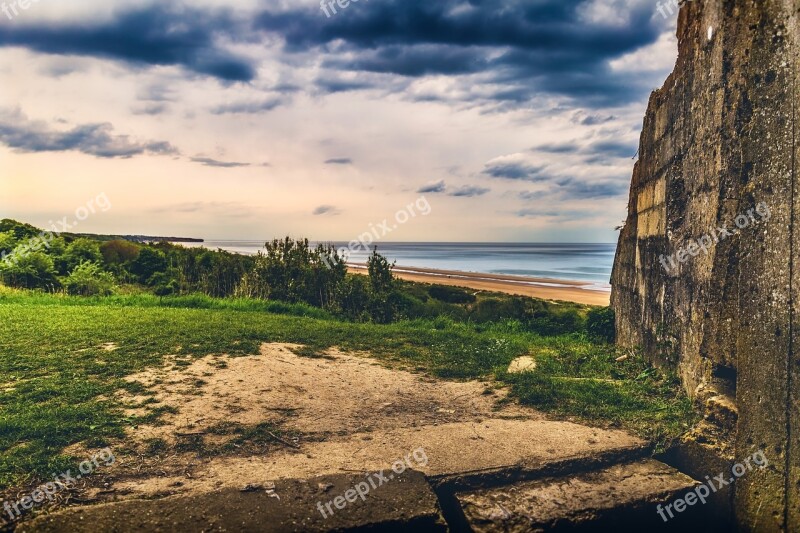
[611,1,799,529]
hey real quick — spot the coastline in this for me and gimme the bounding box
[348,264,611,306]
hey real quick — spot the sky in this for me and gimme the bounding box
[0,0,679,243]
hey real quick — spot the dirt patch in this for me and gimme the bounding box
[117,343,530,443]
[80,343,537,501]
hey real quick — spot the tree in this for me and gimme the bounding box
[100,240,140,266]
[247,238,346,307]
[128,247,168,284]
[367,248,395,294]
[63,262,116,296]
[61,238,103,274]
[0,231,16,255]
[365,249,398,323]
[0,249,59,290]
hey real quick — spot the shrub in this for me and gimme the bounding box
[64,262,116,296]
[527,308,585,336]
[61,238,103,274]
[128,248,168,284]
[0,230,16,255]
[428,285,476,304]
[587,307,616,343]
[100,240,141,266]
[0,249,59,290]
[470,297,527,323]
[336,275,371,321]
[247,238,346,308]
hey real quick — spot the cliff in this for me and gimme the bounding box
[611,0,799,530]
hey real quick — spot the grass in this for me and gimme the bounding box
[0,290,697,492]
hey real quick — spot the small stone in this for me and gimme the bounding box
[507,356,537,374]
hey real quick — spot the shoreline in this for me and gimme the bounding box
[348,264,611,306]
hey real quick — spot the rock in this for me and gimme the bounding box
[507,356,537,374]
[457,459,699,532]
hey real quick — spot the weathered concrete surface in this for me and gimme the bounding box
[457,459,698,532]
[611,1,799,530]
[18,471,446,533]
[107,418,648,500]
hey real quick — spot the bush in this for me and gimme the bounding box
[428,285,476,304]
[64,262,116,296]
[587,307,616,343]
[0,230,16,255]
[247,238,346,308]
[0,249,59,290]
[527,308,585,336]
[128,248,168,284]
[336,275,371,321]
[100,240,141,266]
[61,238,103,274]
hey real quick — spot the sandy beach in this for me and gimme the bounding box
[349,264,611,306]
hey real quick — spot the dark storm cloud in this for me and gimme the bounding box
[449,185,490,197]
[255,0,668,106]
[324,158,354,165]
[0,4,256,82]
[0,109,177,159]
[190,157,249,168]
[0,1,671,109]
[417,180,446,193]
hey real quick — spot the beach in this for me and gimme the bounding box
[348,264,611,306]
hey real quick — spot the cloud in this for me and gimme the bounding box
[313,205,340,216]
[483,161,548,182]
[149,201,257,218]
[324,158,353,165]
[571,111,617,125]
[211,97,287,115]
[449,185,489,197]
[255,0,671,107]
[190,157,249,168]
[0,4,256,82]
[132,103,168,116]
[0,108,177,159]
[417,180,446,193]
[533,142,581,154]
[555,178,629,199]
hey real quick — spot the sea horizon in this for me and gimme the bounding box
[176,240,616,289]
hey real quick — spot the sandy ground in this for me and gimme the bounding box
[43,343,641,510]
[348,264,611,306]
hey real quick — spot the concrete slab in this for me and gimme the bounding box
[457,459,700,532]
[110,419,648,498]
[18,471,446,533]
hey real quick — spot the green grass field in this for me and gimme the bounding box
[0,287,697,491]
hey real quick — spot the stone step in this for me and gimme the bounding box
[454,458,704,532]
[18,471,447,533]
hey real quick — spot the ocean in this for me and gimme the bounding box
[178,241,616,289]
